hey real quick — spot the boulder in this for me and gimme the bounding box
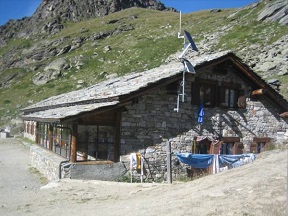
[32,70,62,85]
[0,73,19,88]
[32,58,68,85]
[258,0,288,25]
[44,58,68,72]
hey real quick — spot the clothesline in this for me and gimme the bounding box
[177,153,256,174]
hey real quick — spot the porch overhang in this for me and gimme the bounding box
[22,101,119,123]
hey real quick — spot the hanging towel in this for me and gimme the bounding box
[130,153,141,170]
[218,154,244,167]
[198,103,204,124]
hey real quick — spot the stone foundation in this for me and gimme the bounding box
[70,162,126,180]
[30,145,70,181]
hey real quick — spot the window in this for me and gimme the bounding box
[220,143,233,155]
[192,79,241,109]
[219,87,238,108]
[192,82,216,107]
[250,137,270,153]
[200,85,215,107]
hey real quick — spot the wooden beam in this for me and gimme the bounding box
[114,110,122,162]
[253,137,270,143]
[251,88,266,95]
[279,112,288,118]
[71,123,78,163]
[35,122,39,144]
[83,131,89,161]
[221,137,240,143]
[48,124,53,151]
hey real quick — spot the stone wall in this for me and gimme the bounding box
[25,65,288,182]
[70,162,126,180]
[30,144,70,181]
[119,66,288,182]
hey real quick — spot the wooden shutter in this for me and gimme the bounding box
[233,142,244,154]
[211,141,222,154]
[250,142,257,153]
[210,85,217,107]
[237,96,247,108]
[191,82,200,105]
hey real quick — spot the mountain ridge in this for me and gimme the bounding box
[0,0,174,44]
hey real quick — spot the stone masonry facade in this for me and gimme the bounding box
[119,66,287,182]
[24,62,288,182]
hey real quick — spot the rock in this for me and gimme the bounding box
[0,0,174,43]
[33,58,67,85]
[32,70,62,85]
[210,9,222,13]
[0,73,19,88]
[258,0,288,25]
[70,37,84,51]
[57,45,71,56]
[103,45,112,53]
[44,58,68,72]
[106,73,118,79]
[75,61,84,70]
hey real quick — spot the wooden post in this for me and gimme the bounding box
[35,122,39,144]
[166,140,172,184]
[48,124,53,151]
[71,123,78,163]
[114,111,122,162]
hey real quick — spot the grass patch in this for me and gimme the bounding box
[0,38,31,56]
[3,99,11,104]
[28,167,49,185]
[56,84,74,94]
[19,137,35,144]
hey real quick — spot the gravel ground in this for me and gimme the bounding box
[0,138,287,216]
[0,138,43,215]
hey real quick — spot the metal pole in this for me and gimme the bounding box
[166,140,172,184]
[141,155,144,183]
[182,71,185,102]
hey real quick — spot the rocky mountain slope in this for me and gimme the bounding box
[0,0,172,43]
[0,0,287,133]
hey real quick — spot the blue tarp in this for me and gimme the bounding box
[177,153,214,169]
[218,154,244,166]
[177,153,255,169]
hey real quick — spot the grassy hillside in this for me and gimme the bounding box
[0,1,287,127]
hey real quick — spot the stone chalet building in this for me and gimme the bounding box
[22,51,288,181]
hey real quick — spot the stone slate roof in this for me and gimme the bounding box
[22,101,119,122]
[22,50,288,122]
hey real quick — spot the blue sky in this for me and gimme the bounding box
[161,0,258,13]
[0,0,257,26]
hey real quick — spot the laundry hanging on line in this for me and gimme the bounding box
[197,103,204,124]
[177,153,256,170]
[177,153,214,169]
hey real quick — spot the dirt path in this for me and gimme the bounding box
[0,138,43,215]
[0,138,287,216]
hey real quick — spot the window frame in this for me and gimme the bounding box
[191,79,241,109]
[219,85,239,109]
